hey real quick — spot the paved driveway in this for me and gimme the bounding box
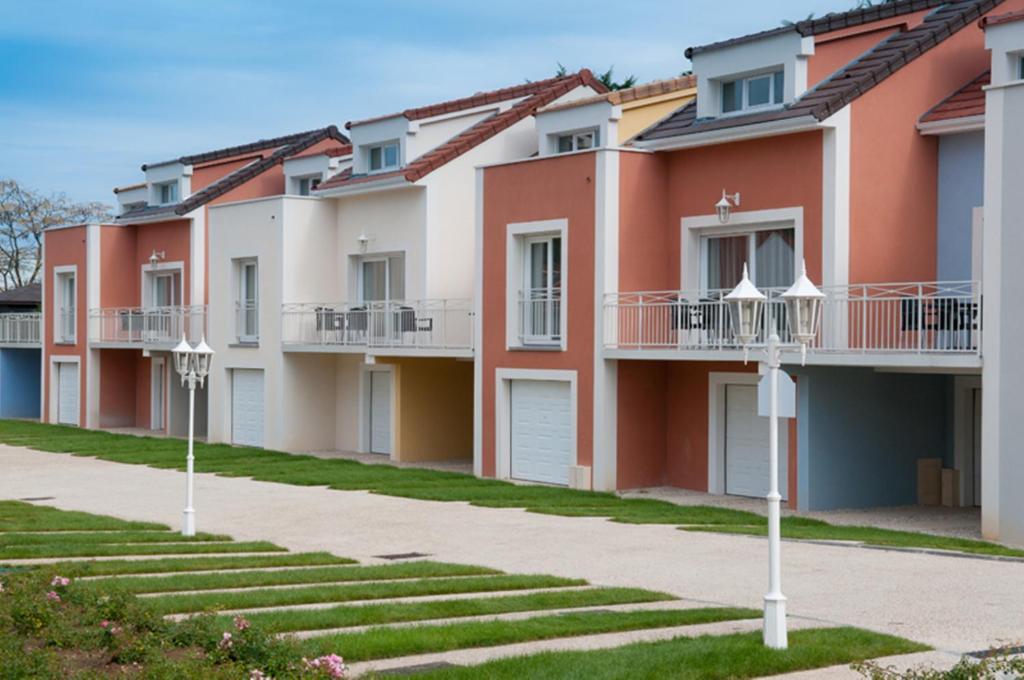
[1,444,1021,661]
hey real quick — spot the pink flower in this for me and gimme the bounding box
[100,620,110,629]
[304,654,347,678]
[46,591,61,602]
[50,575,70,587]
[249,671,270,680]
[234,615,251,631]
[218,631,233,650]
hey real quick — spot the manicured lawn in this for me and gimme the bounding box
[0,529,233,545]
[685,517,1024,559]
[414,627,930,679]
[0,499,167,532]
[1,539,285,559]
[55,551,354,576]
[146,573,587,615]
[84,561,502,594]
[2,421,1017,560]
[297,607,762,662]
[228,587,675,633]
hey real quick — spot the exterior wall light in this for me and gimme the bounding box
[716,190,741,224]
[172,335,214,537]
[357,233,371,253]
[149,250,166,267]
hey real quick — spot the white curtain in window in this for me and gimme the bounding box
[754,229,795,288]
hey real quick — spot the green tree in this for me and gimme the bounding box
[554,63,638,91]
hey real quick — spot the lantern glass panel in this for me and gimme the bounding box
[729,298,763,345]
[786,296,821,344]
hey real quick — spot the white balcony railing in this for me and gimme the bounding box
[604,281,982,357]
[518,288,562,346]
[57,307,76,344]
[0,313,41,345]
[89,305,206,346]
[235,302,259,343]
[282,299,473,352]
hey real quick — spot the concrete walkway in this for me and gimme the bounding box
[2,445,1021,666]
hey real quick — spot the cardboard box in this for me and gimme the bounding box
[917,458,942,506]
[942,468,961,507]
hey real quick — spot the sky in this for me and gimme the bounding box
[1,0,852,204]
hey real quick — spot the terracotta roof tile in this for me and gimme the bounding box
[920,70,989,123]
[541,76,696,114]
[686,0,952,58]
[140,127,349,171]
[118,126,348,222]
[345,69,607,129]
[319,70,605,192]
[981,8,1024,25]
[285,144,353,162]
[640,1,1003,143]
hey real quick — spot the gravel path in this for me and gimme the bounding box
[2,444,1020,659]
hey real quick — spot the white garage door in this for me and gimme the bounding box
[232,369,264,448]
[57,362,79,426]
[510,380,572,486]
[725,384,788,499]
[369,370,392,455]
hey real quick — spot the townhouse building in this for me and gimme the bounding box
[205,71,607,458]
[41,127,348,434]
[477,0,1024,544]
[0,284,42,419]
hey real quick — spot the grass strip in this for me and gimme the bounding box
[683,520,1024,559]
[86,561,501,594]
[0,530,232,545]
[230,587,676,634]
[298,607,760,662]
[148,574,586,615]
[413,627,929,679]
[4,422,1018,558]
[0,500,168,532]
[0,540,286,559]
[53,552,354,577]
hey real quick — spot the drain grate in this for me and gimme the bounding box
[373,552,431,561]
[17,496,55,501]
[377,662,458,676]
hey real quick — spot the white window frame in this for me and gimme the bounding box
[554,128,600,154]
[367,141,400,173]
[140,261,185,309]
[53,265,77,344]
[721,69,785,115]
[356,253,405,303]
[1019,55,1024,80]
[235,258,259,343]
[506,219,568,350]
[294,174,322,196]
[156,181,179,205]
[681,207,803,294]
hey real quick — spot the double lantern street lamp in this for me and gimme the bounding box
[172,336,214,537]
[724,261,825,650]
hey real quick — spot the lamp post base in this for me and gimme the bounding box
[182,508,195,537]
[763,594,788,649]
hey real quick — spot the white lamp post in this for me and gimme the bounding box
[725,260,824,650]
[172,335,214,537]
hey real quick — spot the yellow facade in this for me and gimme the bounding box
[618,90,696,143]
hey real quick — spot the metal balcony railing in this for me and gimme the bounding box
[89,305,206,346]
[281,299,473,352]
[0,313,41,345]
[518,287,562,346]
[235,302,259,343]
[604,281,982,356]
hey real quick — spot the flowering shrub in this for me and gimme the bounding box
[303,654,348,678]
[50,575,71,588]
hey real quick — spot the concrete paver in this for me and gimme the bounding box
[2,445,1021,657]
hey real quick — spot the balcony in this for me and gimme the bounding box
[517,288,562,347]
[89,306,206,349]
[603,281,982,368]
[0,313,41,347]
[281,299,473,357]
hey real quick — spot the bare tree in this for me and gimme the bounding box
[0,179,112,290]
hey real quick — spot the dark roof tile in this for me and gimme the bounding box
[920,70,989,122]
[141,126,349,170]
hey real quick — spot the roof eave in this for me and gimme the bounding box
[314,174,414,198]
[917,115,986,135]
[634,115,822,152]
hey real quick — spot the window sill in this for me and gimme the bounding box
[508,343,564,352]
[230,341,260,348]
[54,340,77,346]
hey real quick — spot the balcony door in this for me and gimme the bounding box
[144,268,182,342]
[703,228,794,292]
[522,235,562,344]
[358,255,405,343]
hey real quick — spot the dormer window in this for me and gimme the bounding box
[722,70,784,114]
[556,129,599,154]
[157,181,179,204]
[368,142,400,172]
[297,176,321,196]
